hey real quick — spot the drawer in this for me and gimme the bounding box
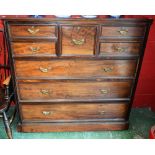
[21,103,129,121]
[100,42,141,56]
[11,42,56,56]
[61,26,97,55]
[101,26,145,37]
[9,25,56,38]
[14,60,137,79]
[18,80,132,101]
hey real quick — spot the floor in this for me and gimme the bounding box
[0,108,155,139]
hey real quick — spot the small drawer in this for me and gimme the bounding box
[14,60,137,79]
[11,42,56,56]
[101,26,145,37]
[61,26,97,55]
[100,42,141,56]
[21,103,129,121]
[18,80,132,101]
[9,25,56,38]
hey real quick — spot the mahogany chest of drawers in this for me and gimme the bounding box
[4,18,152,132]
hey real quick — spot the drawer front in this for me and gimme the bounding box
[101,26,145,37]
[14,60,137,78]
[21,103,129,121]
[18,81,132,101]
[62,26,96,55]
[9,25,56,38]
[11,42,56,56]
[100,42,141,56]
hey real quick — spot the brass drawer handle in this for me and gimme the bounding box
[103,67,113,72]
[72,38,85,45]
[100,89,108,94]
[42,111,53,115]
[29,46,40,53]
[99,110,105,115]
[118,29,128,35]
[39,66,52,73]
[114,46,126,53]
[40,89,49,95]
[27,26,40,34]
[77,26,81,30]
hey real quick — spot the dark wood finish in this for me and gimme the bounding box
[18,80,132,100]
[100,42,141,56]
[17,121,129,132]
[21,103,129,121]
[2,112,12,138]
[4,18,152,132]
[61,26,96,55]
[14,60,137,79]
[101,26,145,37]
[126,21,153,120]
[11,42,56,56]
[9,25,56,38]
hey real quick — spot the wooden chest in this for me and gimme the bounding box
[4,18,152,132]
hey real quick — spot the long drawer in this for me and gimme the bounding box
[14,60,137,79]
[17,80,132,101]
[21,103,129,122]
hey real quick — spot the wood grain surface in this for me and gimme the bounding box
[101,26,145,37]
[17,121,129,132]
[11,42,56,56]
[18,80,132,100]
[61,26,96,55]
[14,60,137,79]
[100,42,141,56]
[9,25,56,37]
[21,103,129,121]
